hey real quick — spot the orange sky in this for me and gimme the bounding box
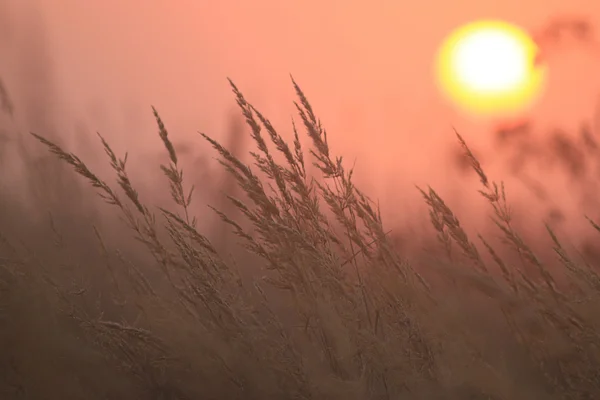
[3,0,600,246]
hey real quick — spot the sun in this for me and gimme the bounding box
[436,20,547,118]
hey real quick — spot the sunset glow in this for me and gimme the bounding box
[436,20,547,118]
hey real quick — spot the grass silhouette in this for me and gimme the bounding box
[1,78,600,399]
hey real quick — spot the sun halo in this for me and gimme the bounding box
[436,20,547,119]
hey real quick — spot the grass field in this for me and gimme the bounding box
[1,78,600,399]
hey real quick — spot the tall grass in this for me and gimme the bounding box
[2,78,600,399]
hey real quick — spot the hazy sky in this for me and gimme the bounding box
[3,0,600,241]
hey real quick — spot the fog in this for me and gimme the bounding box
[2,0,600,250]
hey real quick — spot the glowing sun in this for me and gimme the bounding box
[436,20,547,118]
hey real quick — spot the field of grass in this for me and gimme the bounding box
[1,78,600,399]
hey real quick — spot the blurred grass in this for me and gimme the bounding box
[1,78,600,399]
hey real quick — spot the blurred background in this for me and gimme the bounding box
[3,2,600,398]
[1,0,600,246]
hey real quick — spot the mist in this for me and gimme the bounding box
[5,2,600,398]
[2,0,600,250]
